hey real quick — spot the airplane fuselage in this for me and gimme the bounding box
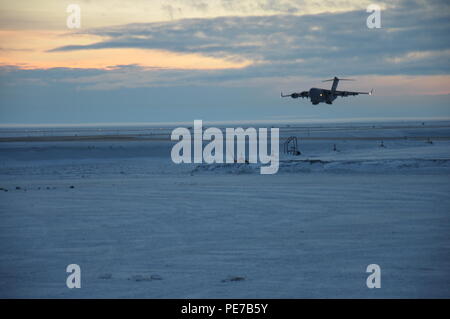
[309,88,337,105]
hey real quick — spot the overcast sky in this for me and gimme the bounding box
[0,0,449,125]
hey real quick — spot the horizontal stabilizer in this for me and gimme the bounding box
[322,78,355,82]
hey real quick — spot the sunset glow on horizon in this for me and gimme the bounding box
[0,29,251,70]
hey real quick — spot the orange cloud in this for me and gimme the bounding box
[0,30,251,70]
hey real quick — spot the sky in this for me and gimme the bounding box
[0,0,449,125]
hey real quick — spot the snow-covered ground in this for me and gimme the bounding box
[0,121,449,298]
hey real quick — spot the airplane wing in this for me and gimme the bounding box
[281,91,309,99]
[333,89,373,97]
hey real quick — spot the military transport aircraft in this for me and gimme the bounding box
[281,77,373,105]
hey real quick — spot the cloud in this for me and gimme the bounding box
[2,0,450,93]
[46,0,449,81]
[0,0,387,30]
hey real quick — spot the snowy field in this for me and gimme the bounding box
[0,120,449,298]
